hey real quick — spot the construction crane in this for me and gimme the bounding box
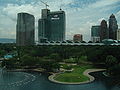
[40,0,49,9]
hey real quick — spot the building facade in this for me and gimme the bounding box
[73,34,83,42]
[109,14,118,40]
[16,13,35,46]
[91,26,100,42]
[117,29,120,40]
[100,20,109,41]
[38,9,66,42]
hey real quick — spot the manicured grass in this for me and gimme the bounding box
[54,65,93,83]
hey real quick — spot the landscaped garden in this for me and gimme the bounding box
[54,65,94,83]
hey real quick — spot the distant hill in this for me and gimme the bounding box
[0,38,16,43]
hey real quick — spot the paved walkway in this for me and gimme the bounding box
[7,68,45,72]
[48,69,106,85]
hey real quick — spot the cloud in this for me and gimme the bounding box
[1,3,42,40]
[0,0,120,41]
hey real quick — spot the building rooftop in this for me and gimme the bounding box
[110,14,115,18]
[18,12,34,17]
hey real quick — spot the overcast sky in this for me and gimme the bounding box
[0,0,120,41]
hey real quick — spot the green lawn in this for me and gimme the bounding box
[54,65,93,83]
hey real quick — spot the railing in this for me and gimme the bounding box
[36,43,120,46]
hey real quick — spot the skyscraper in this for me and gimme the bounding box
[91,26,100,42]
[16,13,35,46]
[109,14,118,40]
[38,9,66,42]
[100,20,109,41]
[117,29,120,40]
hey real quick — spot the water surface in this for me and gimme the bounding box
[0,70,120,90]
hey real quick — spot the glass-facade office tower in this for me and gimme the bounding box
[100,20,109,41]
[109,14,118,40]
[38,9,66,42]
[91,26,101,42]
[16,13,35,46]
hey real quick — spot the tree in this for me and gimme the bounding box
[77,56,87,65]
[49,53,61,61]
[3,57,18,69]
[21,55,37,66]
[52,62,60,71]
[105,55,118,75]
[106,55,117,68]
[0,50,6,57]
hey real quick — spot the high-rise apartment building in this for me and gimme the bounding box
[38,9,66,42]
[16,13,35,46]
[100,20,109,41]
[91,26,100,42]
[109,14,118,40]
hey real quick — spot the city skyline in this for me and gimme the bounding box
[0,0,120,41]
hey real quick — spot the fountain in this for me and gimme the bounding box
[0,64,36,89]
[0,68,119,90]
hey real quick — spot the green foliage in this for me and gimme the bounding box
[39,60,60,71]
[63,64,72,70]
[1,44,120,77]
[0,50,6,57]
[54,65,93,82]
[105,55,120,76]
[76,56,87,64]
[49,53,61,61]
[107,63,120,76]
[64,58,76,63]
[106,55,117,68]
[21,55,37,66]
[3,57,18,69]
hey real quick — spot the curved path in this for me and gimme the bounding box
[48,69,106,85]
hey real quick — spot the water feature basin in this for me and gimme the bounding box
[0,70,120,90]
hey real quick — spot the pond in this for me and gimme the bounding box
[0,69,120,90]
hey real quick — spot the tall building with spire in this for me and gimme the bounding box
[16,13,35,46]
[38,9,66,43]
[100,20,109,41]
[109,14,118,40]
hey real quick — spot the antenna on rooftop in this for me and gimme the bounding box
[40,0,49,9]
[60,5,62,10]
[60,0,63,11]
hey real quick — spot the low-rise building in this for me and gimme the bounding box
[73,34,83,42]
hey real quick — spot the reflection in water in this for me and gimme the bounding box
[0,69,36,90]
[0,70,120,90]
[90,72,120,90]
